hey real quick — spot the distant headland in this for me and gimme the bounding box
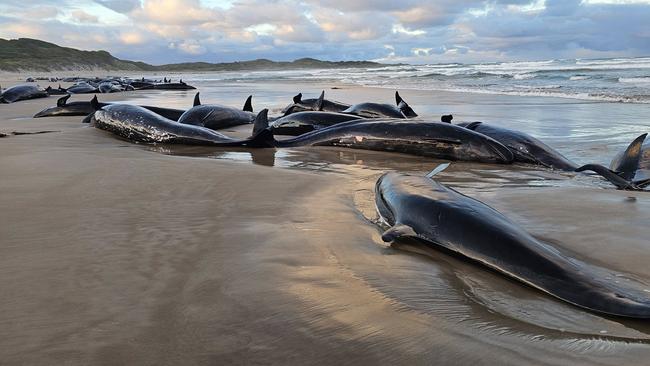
[0,38,388,72]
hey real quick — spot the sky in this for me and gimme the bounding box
[1,0,649,65]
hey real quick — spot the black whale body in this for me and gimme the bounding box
[259,117,514,163]
[458,121,577,170]
[177,93,256,130]
[0,84,48,103]
[375,172,650,318]
[269,111,364,136]
[91,104,272,147]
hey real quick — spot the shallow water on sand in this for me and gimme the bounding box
[2,82,650,364]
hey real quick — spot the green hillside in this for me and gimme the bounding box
[0,38,385,72]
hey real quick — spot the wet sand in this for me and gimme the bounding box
[1,78,650,365]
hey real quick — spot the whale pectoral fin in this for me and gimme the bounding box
[382,224,417,243]
[426,163,451,178]
[193,92,201,107]
[464,121,482,130]
[57,94,71,107]
[613,133,647,180]
[315,90,325,111]
[243,95,253,112]
[293,93,302,104]
[395,91,402,105]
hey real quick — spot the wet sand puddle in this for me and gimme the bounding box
[140,141,650,359]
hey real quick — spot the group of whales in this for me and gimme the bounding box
[32,89,650,191]
[24,89,650,318]
[0,77,196,104]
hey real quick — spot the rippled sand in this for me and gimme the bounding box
[1,79,650,365]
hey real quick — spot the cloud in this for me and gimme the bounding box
[71,10,99,23]
[0,0,648,64]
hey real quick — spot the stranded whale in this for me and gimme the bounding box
[375,169,650,318]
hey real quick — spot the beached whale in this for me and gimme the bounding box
[34,95,186,121]
[576,133,650,190]
[67,83,98,94]
[177,93,256,130]
[90,102,273,147]
[99,82,122,93]
[269,111,364,136]
[0,84,48,103]
[253,114,513,163]
[375,169,650,318]
[281,91,350,115]
[45,85,68,95]
[342,92,417,119]
[458,121,577,170]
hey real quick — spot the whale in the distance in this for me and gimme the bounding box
[0,84,48,103]
[375,168,650,318]
[342,92,418,119]
[34,95,185,121]
[281,91,350,115]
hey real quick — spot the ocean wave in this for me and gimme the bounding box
[513,73,536,80]
[619,77,650,83]
[569,75,589,81]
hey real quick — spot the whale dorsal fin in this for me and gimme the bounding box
[395,91,417,118]
[90,95,100,111]
[193,92,201,107]
[612,133,647,181]
[426,163,451,178]
[57,94,71,107]
[381,224,417,242]
[252,108,269,137]
[243,95,253,112]
[464,121,482,130]
[314,90,325,111]
[293,93,302,104]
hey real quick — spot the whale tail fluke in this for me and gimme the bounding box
[395,91,417,118]
[575,163,641,190]
[243,95,253,112]
[193,92,201,107]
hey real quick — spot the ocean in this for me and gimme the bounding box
[177,56,650,104]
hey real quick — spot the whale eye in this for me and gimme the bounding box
[614,293,626,299]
